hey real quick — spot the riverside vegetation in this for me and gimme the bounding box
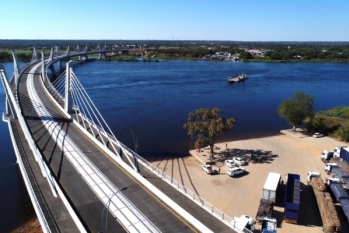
[307,106,349,142]
[1,40,349,62]
[278,91,349,142]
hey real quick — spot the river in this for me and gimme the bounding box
[0,60,348,231]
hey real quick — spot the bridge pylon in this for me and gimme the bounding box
[49,47,54,61]
[55,45,59,56]
[31,47,38,63]
[64,61,73,113]
[0,64,18,119]
[11,49,20,90]
[41,50,46,82]
[66,45,70,56]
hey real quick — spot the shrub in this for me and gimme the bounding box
[336,126,349,142]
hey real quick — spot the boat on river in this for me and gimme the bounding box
[228,73,248,83]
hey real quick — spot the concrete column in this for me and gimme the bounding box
[41,51,45,82]
[64,61,73,113]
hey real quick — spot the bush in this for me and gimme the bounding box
[304,115,341,135]
[336,126,349,142]
[318,106,349,118]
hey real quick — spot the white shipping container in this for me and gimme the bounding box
[263,172,281,203]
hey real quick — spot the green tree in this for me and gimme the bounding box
[240,51,252,59]
[278,91,314,131]
[336,126,349,142]
[183,108,235,154]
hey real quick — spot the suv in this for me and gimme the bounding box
[202,164,215,175]
[227,167,245,177]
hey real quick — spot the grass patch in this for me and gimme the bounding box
[318,106,349,118]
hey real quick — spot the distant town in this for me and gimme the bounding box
[0,39,348,62]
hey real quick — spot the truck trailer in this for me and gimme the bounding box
[284,173,300,223]
[256,172,281,222]
[263,172,281,202]
[256,198,274,222]
[333,146,348,158]
[307,172,341,233]
[330,157,349,176]
[339,147,349,163]
[325,163,349,186]
[326,178,349,223]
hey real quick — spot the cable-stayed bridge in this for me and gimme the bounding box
[0,47,239,233]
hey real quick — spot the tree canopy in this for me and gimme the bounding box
[183,108,235,154]
[278,91,314,130]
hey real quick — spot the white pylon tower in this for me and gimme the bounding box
[31,47,38,63]
[49,47,54,61]
[11,49,20,88]
[64,61,73,113]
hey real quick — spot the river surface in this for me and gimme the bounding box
[0,60,348,231]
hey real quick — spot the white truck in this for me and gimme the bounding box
[324,163,338,173]
[256,173,281,222]
[333,146,348,158]
[262,172,281,203]
[231,215,256,233]
[321,150,334,162]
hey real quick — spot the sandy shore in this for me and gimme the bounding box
[151,129,349,233]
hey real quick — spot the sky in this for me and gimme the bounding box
[1,0,348,41]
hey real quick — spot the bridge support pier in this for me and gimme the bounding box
[98,53,106,59]
[64,61,73,113]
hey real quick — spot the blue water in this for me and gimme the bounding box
[0,60,348,230]
[72,60,349,157]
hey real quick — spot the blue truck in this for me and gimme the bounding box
[261,217,277,233]
[326,178,349,223]
[284,173,300,223]
[325,162,349,186]
[339,147,349,163]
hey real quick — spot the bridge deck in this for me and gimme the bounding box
[15,61,235,233]
[8,117,79,232]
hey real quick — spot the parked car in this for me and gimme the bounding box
[225,160,237,168]
[233,157,246,166]
[202,164,215,175]
[313,132,324,138]
[227,167,245,177]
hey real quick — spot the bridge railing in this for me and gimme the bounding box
[2,63,88,233]
[0,68,52,233]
